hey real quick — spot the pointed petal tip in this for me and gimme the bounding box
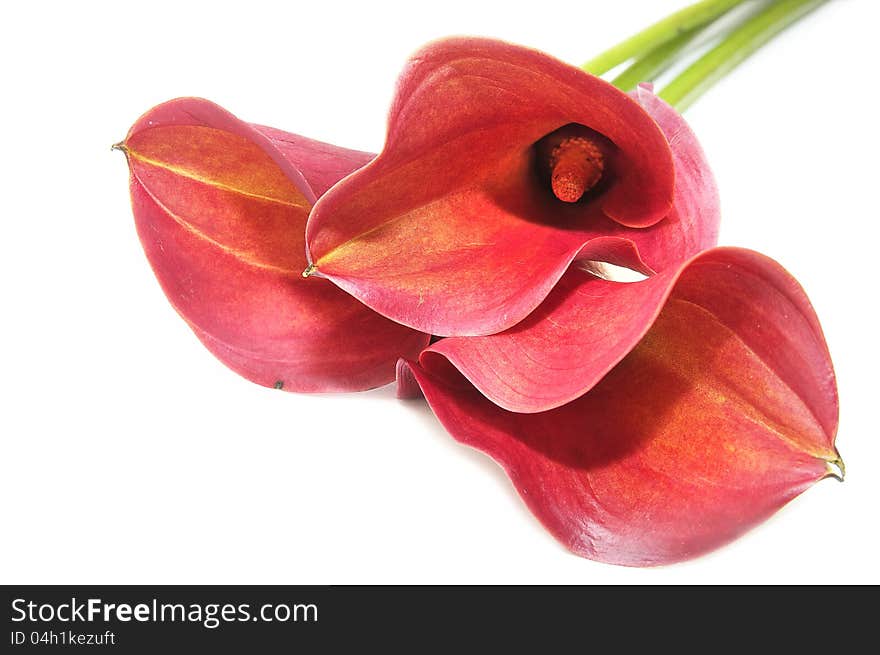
[825,453,845,482]
[122,98,428,392]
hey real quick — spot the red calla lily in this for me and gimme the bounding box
[398,247,841,566]
[305,38,718,336]
[421,84,718,413]
[118,97,429,392]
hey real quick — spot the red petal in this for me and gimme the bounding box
[622,84,720,273]
[306,38,710,336]
[120,97,429,392]
[424,88,721,412]
[399,248,840,566]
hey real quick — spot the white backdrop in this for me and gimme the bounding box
[1,0,877,584]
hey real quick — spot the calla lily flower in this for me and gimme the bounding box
[117,97,429,392]
[305,38,718,336]
[420,83,718,413]
[398,247,841,566]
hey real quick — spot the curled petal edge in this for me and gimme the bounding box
[396,247,841,566]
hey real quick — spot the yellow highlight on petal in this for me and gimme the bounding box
[124,125,313,273]
[126,126,309,209]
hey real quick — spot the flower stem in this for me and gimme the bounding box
[582,0,746,76]
[658,0,828,111]
[610,0,768,93]
[610,27,701,92]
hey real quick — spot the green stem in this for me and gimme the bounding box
[611,27,701,92]
[582,0,746,76]
[659,0,828,110]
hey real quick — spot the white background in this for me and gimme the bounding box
[2,0,877,584]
